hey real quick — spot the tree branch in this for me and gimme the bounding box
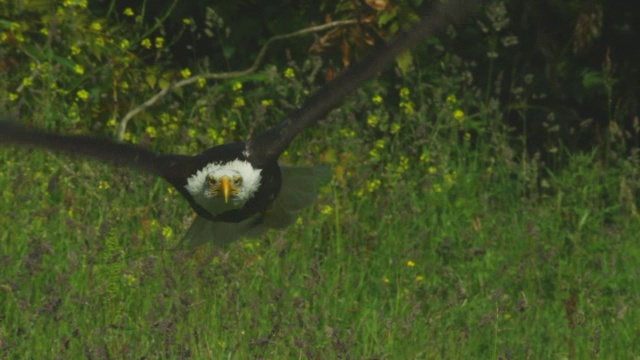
[116,19,358,141]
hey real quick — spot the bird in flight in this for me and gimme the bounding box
[0,0,480,248]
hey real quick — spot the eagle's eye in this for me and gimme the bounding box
[233,176,243,186]
[207,176,217,186]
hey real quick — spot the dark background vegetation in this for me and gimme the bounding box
[2,0,639,159]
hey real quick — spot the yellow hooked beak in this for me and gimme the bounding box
[220,176,232,203]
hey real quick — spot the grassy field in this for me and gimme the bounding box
[1,143,639,359]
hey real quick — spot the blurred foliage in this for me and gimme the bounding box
[0,0,639,173]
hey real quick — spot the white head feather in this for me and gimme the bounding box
[185,159,262,216]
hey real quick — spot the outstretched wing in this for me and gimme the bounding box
[0,119,195,188]
[245,0,482,167]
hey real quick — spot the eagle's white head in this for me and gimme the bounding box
[185,159,262,216]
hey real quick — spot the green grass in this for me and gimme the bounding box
[1,146,639,359]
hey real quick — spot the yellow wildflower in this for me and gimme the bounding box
[76,89,89,101]
[141,38,152,49]
[415,275,424,282]
[233,97,245,108]
[70,44,81,55]
[123,7,134,16]
[399,87,410,98]
[464,132,471,142]
[284,67,295,78]
[197,77,206,88]
[390,123,401,134]
[383,276,390,284]
[40,28,49,36]
[232,82,242,91]
[8,93,18,101]
[432,184,442,193]
[183,18,192,25]
[400,101,415,115]
[372,95,383,104]
[90,22,102,31]
[95,37,105,47]
[375,139,386,149]
[98,180,110,190]
[367,114,379,127]
[367,178,381,192]
[155,37,164,48]
[428,166,437,174]
[261,99,273,107]
[21,77,33,87]
[321,205,333,215]
[453,109,465,122]
[181,68,191,78]
[146,126,157,138]
[162,226,174,240]
[446,94,457,104]
[407,260,415,267]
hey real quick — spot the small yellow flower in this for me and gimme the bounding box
[428,166,437,174]
[124,274,136,286]
[95,37,105,47]
[261,99,273,107]
[432,184,442,193]
[367,178,381,192]
[390,123,401,134]
[107,118,116,127]
[284,67,295,78]
[181,68,191,78]
[182,18,192,25]
[415,275,424,282]
[453,109,465,122]
[321,205,333,215]
[121,81,129,90]
[98,180,110,190]
[73,64,84,75]
[140,38,152,49]
[90,22,102,31]
[40,28,49,36]
[1,33,8,42]
[167,187,177,195]
[21,77,33,87]
[155,37,164,48]
[123,7,134,16]
[76,89,89,101]
[464,132,471,142]
[162,226,174,239]
[120,39,130,50]
[146,126,157,138]
[399,87,410,98]
[339,128,356,138]
[295,217,303,226]
[446,94,457,104]
[233,96,245,108]
[232,82,242,91]
[367,114,379,127]
[70,44,81,55]
[372,95,383,105]
[400,101,415,115]
[197,77,206,88]
[8,93,19,101]
[369,148,380,161]
[383,276,390,284]
[9,22,20,32]
[407,260,415,267]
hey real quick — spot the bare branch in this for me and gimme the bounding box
[116,19,358,141]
